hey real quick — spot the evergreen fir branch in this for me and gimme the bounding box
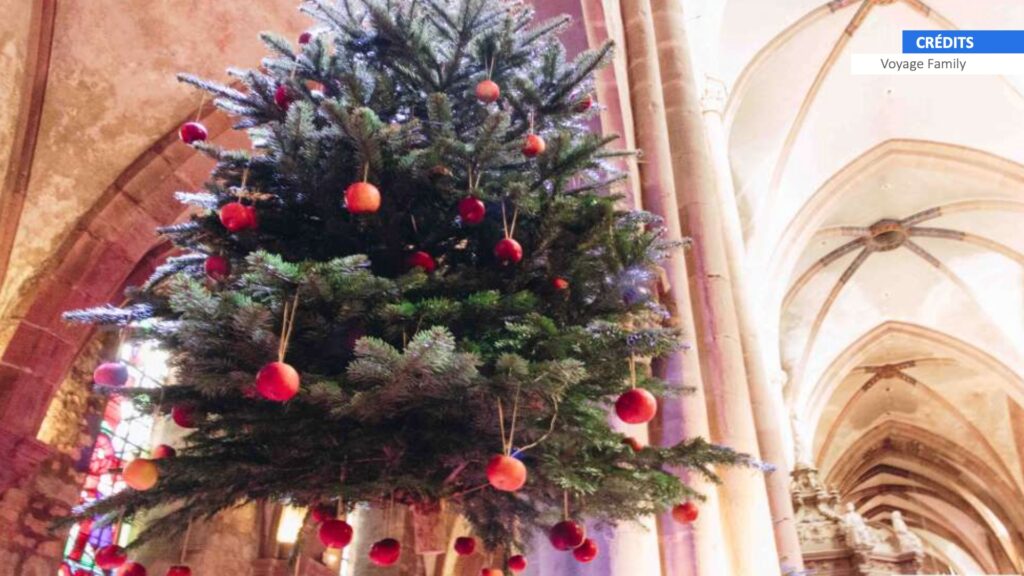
[142,253,208,291]
[63,304,154,326]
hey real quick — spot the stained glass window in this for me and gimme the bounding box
[60,341,169,576]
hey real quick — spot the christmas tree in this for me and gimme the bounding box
[66,0,745,567]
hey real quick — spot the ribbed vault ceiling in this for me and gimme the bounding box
[710,0,1024,572]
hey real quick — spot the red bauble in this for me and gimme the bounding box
[494,238,523,264]
[406,251,436,273]
[256,361,300,402]
[486,454,527,492]
[672,501,699,524]
[480,570,503,576]
[219,202,257,232]
[345,182,381,214]
[95,545,127,570]
[311,504,335,523]
[574,94,594,113]
[298,31,313,44]
[507,555,528,573]
[615,388,658,424]
[152,444,177,459]
[93,362,129,387]
[204,255,231,281]
[522,134,546,158]
[552,277,569,291]
[274,85,294,111]
[458,196,486,225]
[165,566,192,576]
[178,122,208,144]
[171,404,198,428]
[118,562,147,576]
[453,536,476,556]
[623,436,644,452]
[319,519,354,548]
[369,538,401,566]
[549,520,586,551]
[572,538,599,563]
[475,80,500,103]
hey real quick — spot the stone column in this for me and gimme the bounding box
[701,78,805,572]
[618,2,730,575]
[646,0,782,574]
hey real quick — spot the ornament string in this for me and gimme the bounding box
[194,93,207,123]
[507,382,521,455]
[497,399,508,456]
[487,55,496,80]
[628,354,637,389]
[180,516,193,564]
[277,293,300,363]
[361,162,370,183]
[563,490,570,521]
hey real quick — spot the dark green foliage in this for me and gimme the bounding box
[64,0,745,553]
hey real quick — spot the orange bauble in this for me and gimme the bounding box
[345,182,381,214]
[480,570,503,576]
[123,459,159,491]
[615,388,658,424]
[256,361,300,402]
[552,277,569,291]
[475,79,500,103]
[521,134,546,158]
[152,444,177,459]
[672,501,699,524]
[486,454,527,491]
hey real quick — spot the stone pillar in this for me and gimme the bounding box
[646,0,783,574]
[618,1,730,576]
[701,78,805,572]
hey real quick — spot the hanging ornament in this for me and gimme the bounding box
[165,567,192,576]
[219,202,257,233]
[95,545,128,570]
[480,569,503,576]
[507,555,528,573]
[298,31,313,44]
[257,294,301,402]
[453,536,476,556]
[486,454,527,492]
[494,238,522,264]
[458,196,486,225]
[475,80,500,103]
[319,519,354,548]
[274,84,294,111]
[256,362,300,402]
[123,458,159,491]
[204,255,231,282]
[552,277,569,291]
[178,122,208,145]
[171,404,198,429]
[549,520,586,551]
[615,388,657,424]
[572,538,599,563]
[152,444,177,459]
[93,362,129,387]
[311,503,336,523]
[368,538,401,566]
[345,163,381,214]
[622,437,644,452]
[521,134,546,158]
[118,562,148,576]
[672,501,699,524]
[406,251,436,273]
[573,94,594,113]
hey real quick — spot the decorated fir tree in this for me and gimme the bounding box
[67,0,745,571]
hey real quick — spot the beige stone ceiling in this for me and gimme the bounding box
[696,0,1024,572]
[0,1,310,350]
